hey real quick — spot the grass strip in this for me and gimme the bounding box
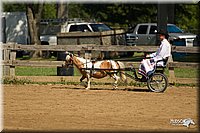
[15,66,199,78]
[2,77,198,87]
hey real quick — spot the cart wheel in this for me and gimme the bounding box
[147,73,168,93]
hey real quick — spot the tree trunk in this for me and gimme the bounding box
[26,4,43,58]
[57,1,68,19]
[26,5,35,44]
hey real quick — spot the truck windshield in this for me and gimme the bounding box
[90,24,112,32]
[167,25,183,33]
[40,25,61,35]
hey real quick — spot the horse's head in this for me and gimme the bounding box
[62,52,73,67]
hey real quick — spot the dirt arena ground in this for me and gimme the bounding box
[3,81,199,132]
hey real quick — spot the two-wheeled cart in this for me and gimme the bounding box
[82,59,168,93]
[124,61,168,93]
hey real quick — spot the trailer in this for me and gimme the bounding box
[1,12,30,44]
[1,12,30,57]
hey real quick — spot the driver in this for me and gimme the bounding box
[138,29,171,81]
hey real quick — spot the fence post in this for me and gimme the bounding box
[3,49,10,76]
[3,43,16,77]
[168,55,176,83]
[10,50,17,77]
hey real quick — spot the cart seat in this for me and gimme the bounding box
[156,57,169,68]
[155,57,169,74]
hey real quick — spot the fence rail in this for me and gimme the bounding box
[1,43,199,83]
[2,43,199,53]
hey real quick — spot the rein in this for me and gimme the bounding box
[68,54,92,69]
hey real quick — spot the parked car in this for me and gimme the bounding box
[126,23,197,47]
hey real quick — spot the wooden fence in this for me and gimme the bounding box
[1,43,199,83]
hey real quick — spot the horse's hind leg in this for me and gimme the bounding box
[85,73,91,90]
[111,73,120,89]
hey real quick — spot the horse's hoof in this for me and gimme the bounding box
[113,85,118,90]
[85,87,90,90]
[113,83,118,88]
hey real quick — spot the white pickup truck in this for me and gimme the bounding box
[40,20,113,57]
[40,20,112,46]
[126,23,197,47]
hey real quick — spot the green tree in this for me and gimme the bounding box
[79,4,157,28]
[175,4,198,33]
[3,3,198,32]
[42,4,56,19]
[3,3,26,12]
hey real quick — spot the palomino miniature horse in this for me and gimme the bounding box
[64,52,127,90]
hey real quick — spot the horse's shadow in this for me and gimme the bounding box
[89,88,150,92]
[124,88,150,92]
[78,81,150,92]
[52,85,150,92]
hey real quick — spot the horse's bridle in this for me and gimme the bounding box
[63,52,73,67]
[64,52,93,70]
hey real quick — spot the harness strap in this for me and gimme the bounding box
[106,61,120,76]
[106,71,119,76]
[90,62,95,77]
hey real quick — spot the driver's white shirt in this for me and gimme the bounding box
[138,39,171,77]
[149,38,171,62]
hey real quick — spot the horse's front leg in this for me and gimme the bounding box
[85,73,91,90]
[80,75,87,88]
[112,73,120,89]
[80,75,86,82]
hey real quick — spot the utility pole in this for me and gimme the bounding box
[157,4,174,45]
[167,4,175,24]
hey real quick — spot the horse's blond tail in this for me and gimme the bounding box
[117,61,127,83]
